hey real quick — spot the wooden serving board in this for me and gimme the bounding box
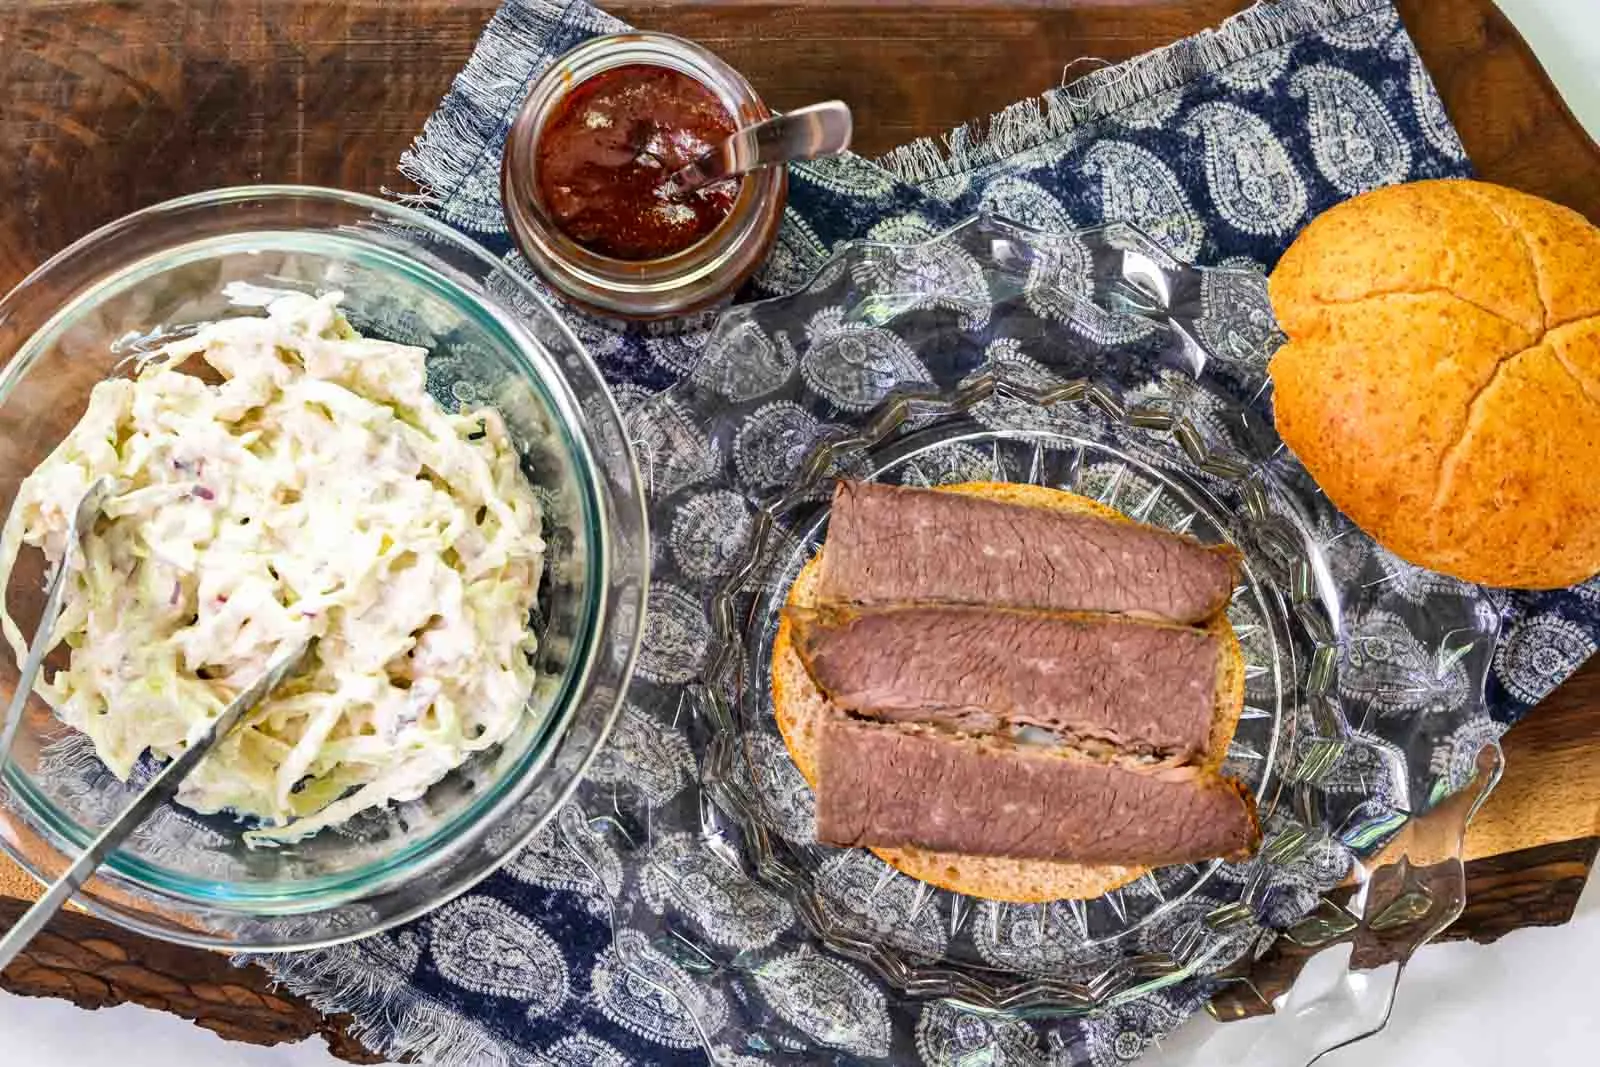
[0,0,1597,1057]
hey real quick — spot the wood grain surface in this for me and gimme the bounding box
[0,897,385,1062]
[0,0,1597,1059]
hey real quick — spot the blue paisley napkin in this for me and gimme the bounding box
[255,1,1592,1063]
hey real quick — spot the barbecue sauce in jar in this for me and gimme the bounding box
[502,32,786,320]
[536,65,740,261]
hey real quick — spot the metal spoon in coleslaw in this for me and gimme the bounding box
[0,289,545,844]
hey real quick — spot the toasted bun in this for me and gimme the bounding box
[771,481,1247,903]
[1269,179,1600,589]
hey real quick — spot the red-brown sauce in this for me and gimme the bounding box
[535,64,740,261]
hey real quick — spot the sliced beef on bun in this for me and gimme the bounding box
[770,481,1253,903]
[818,479,1241,624]
[1269,178,1600,588]
[787,603,1236,763]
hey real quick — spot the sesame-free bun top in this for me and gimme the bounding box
[1268,179,1600,589]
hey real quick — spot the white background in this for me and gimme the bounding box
[4,1,1598,1063]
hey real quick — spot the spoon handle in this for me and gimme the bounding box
[659,100,853,198]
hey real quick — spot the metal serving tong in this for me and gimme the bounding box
[0,640,309,972]
[0,477,311,973]
[0,476,114,763]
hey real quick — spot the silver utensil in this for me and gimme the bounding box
[0,638,311,973]
[0,476,113,764]
[656,100,853,199]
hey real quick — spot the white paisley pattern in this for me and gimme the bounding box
[541,1033,633,1067]
[1024,235,1158,347]
[1340,608,1471,716]
[591,929,729,1048]
[1494,613,1598,705]
[1115,368,1239,472]
[1574,573,1600,606]
[1254,829,1356,929]
[732,400,829,490]
[913,160,973,201]
[644,331,708,378]
[915,1000,1045,1067]
[970,337,1095,440]
[501,807,624,915]
[754,207,832,295]
[978,175,1076,233]
[746,732,817,843]
[1197,268,1282,366]
[752,951,893,1059]
[972,901,1115,976]
[1430,714,1506,793]
[798,306,934,411]
[1316,730,1412,811]
[640,833,795,950]
[816,851,950,960]
[430,897,568,1013]
[1312,510,1375,589]
[588,382,649,470]
[494,251,635,369]
[439,164,510,235]
[636,582,712,685]
[793,153,900,199]
[1182,102,1308,237]
[1080,993,1192,1067]
[670,489,757,582]
[893,441,999,488]
[1080,140,1206,260]
[1408,53,1469,161]
[851,234,992,329]
[866,211,942,245]
[1290,64,1413,194]
[1370,544,1479,603]
[1109,88,1188,130]
[1213,43,1295,91]
[626,394,720,500]
[1135,897,1259,977]
[584,702,698,806]
[1214,253,1266,274]
[692,317,796,403]
[1321,7,1399,51]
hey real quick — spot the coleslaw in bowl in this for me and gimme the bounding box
[0,187,647,950]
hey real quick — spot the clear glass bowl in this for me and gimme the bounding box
[0,186,648,950]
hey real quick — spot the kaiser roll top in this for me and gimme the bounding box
[1268,179,1600,589]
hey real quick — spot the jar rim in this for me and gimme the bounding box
[502,32,786,320]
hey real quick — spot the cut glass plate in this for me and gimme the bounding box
[570,214,1503,1064]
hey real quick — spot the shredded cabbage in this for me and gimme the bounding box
[0,289,545,844]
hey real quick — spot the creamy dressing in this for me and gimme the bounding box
[0,290,545,844]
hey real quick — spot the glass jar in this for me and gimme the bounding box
[502,32,786,321]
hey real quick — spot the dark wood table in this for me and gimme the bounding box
[1,0,1597,1058]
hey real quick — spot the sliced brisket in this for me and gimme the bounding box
[817,481,1238,624]
[789,605,1221,760]
[816,718,1259,865]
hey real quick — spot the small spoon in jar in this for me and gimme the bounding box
[656,100,854,200]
